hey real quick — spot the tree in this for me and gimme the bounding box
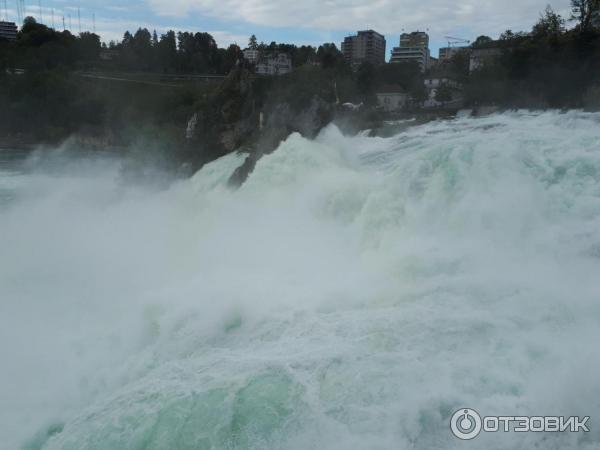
[472,35,493,48]
[316,43,345,69]
[571,0,600,31]
[532,5,565,37]
[156,30,177,72]
[499,30,515,40]
[374,62,423,91]
[177,31,218,73]
[447,49,471,81]
[435,83,453,105]
[248,34,258,50]
[122,31,133,47]
[77,32,101,64]
[221,44,242,73]
[356,61,375,94]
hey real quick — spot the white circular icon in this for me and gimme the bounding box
[450,408,482,440]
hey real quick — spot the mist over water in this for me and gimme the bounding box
[1,111,600,450]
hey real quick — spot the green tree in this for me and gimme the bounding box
[571,0,600,31]
[317,43,345,69]
[532,6,565,37]
[132,28,153,69]
[447,49,471,81]
[435,83,453,105]
[76,32,101,66]
[248,34,258,50]
[472,35,493,48]
[157,30,177,72]
[356,61,375,94]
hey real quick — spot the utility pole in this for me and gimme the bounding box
[92,12,95,34]
[62,15,65,31]
[68,13,71,30]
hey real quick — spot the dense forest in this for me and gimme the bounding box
[0,0,599,170]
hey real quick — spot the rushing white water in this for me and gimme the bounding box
[1,111,600,450]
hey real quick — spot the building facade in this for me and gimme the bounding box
[256,53,292,76]
[438,46,470,62]
[469,47,502,72]
[243,49,260,64]
[376,86,409,112]
[390,31,430,72]
[0,21,18,41]
[341,30,386,66]
[400,31,429,49]
[423,77,464,109]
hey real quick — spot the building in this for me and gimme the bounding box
[0,21,18,42]
[376,86,409,112]
[423,76,464,109]
[469,46,502,72]
[438,46,470,62]
[243,49,260,64]
[341,30,386,66]
[424,77,462,90]
[256,53,292,76]
[400,31,429,49]
[390,31,430,72]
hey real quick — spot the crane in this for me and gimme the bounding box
[444,36,471,48]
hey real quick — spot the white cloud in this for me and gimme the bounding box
[146,0,573,41]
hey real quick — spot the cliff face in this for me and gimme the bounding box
[183,68,336,186]
[226,95,335,188]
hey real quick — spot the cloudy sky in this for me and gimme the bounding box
[3,0,573,56]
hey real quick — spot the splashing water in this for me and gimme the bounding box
[1,111,600,450]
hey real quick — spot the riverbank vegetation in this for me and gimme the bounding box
[1,0,599,170]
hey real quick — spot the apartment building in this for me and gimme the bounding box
[0,21,18,41]
[341,30,386,66]
[390,31,431,72]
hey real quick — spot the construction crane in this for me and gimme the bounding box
[444,36,471,48]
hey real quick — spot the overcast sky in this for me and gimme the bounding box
[3,0,573,56]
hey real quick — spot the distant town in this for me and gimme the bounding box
[1,2,599,155]
[240,28,507,111]
[0,16,496,112]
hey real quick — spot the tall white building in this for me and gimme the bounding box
[390,31,430,72]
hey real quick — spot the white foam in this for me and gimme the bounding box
[1,111,600,449]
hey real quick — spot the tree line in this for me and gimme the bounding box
[439,1,600,108]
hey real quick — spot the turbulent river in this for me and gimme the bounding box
[1,111,600,450]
